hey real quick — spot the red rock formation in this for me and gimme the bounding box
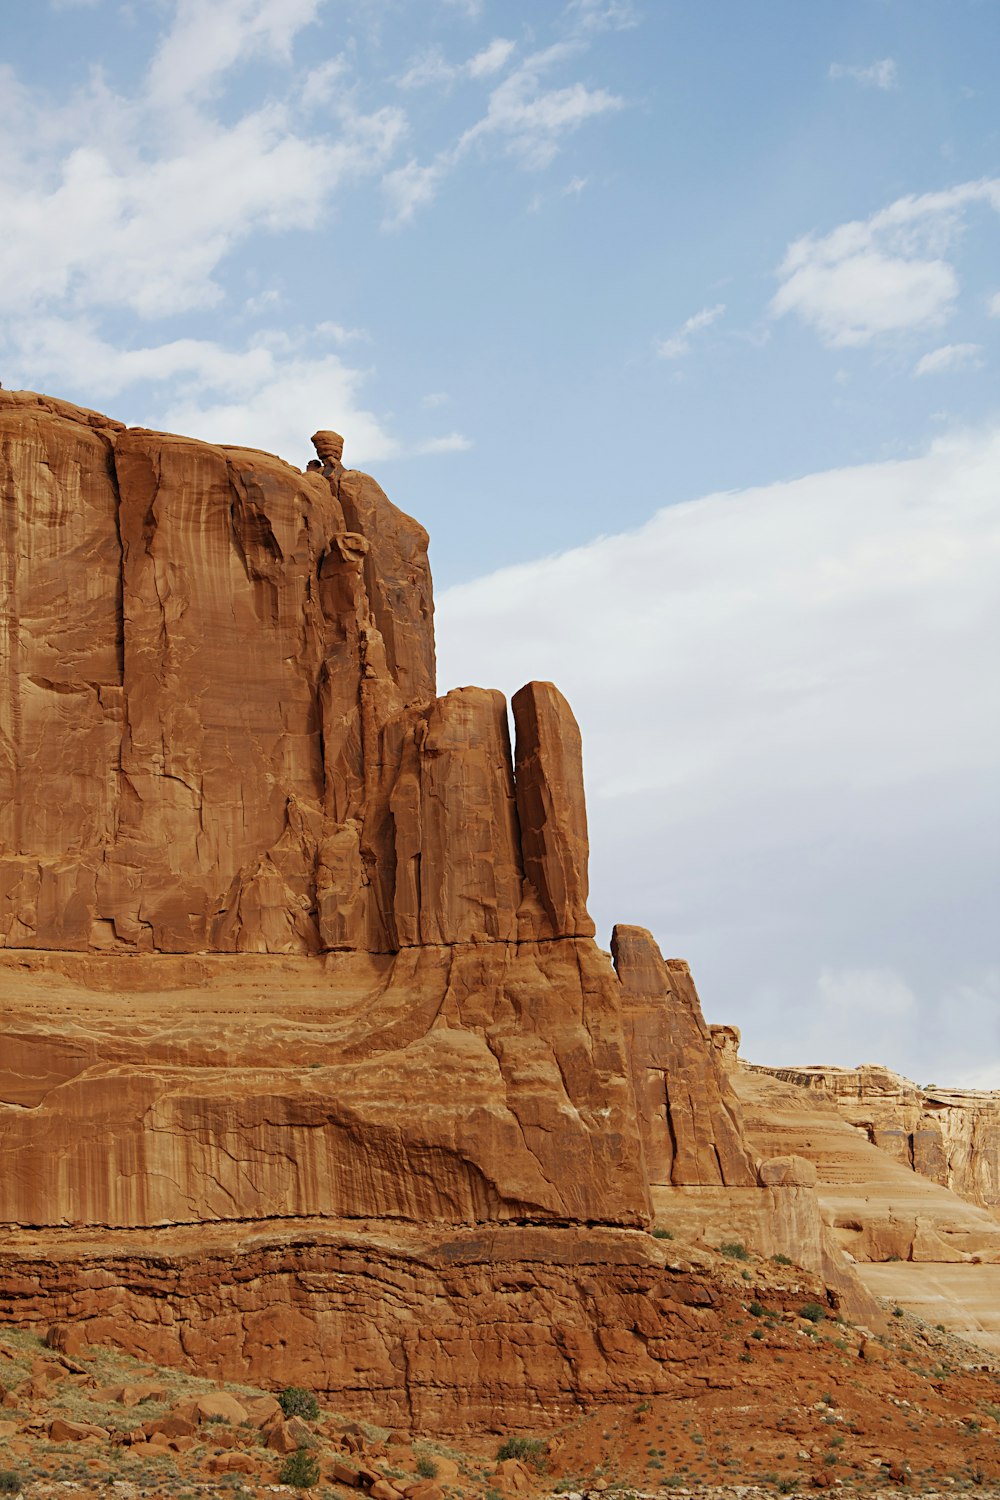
[612,925,756,1187]
[0,1221,742,1434]
[0,389,892,1423]
[0,393,578,957]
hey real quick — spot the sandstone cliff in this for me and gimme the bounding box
[758,1063,1000,1216]
[0,390,923,1425]
[0,390,590,956]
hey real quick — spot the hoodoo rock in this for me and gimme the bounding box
[4,387,989,1428]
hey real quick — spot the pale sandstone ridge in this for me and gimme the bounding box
[0,391,582,955]
[756,1062,1000,1216]
[733,1062,1000,1350]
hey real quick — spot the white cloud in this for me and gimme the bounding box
[468,38,518,78]
[829,58,898,90]
[567,0,640,32]
[436,426,1000,1078]
[146,0,323,108]
[385,41,623,223]
[914,342,983,376]
[4,316,433,468]
[772,178,1000,347]
[458,44,624,169]
[989,291,1000,317]
[381,159,447,229]
[398,38,516,90]
[0,28,407,320]
[656,303,725,359]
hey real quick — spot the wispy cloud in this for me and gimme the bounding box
[914,342,983,376]
[829,57,898,91]
[147,0,324,109]
[383,40,624,224]
[412,432,473,455]
[772,178,1000,347]
[567,0,641,33]
[457,44,624,169]
[398,38,517,90]
[382,159,447,229]
[656,303,725,359]
[0,2,407,321]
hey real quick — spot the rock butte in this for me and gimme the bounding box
[0,390,997,1431]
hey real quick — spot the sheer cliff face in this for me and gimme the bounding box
[0,392,589,955]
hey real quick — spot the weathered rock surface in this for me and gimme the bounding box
[0,391,583,956]
[612,926,755,1188]
[759,1063,1000,1216]
[734,1062,1000,1348]
[0,944,650,1230]
[8,388,984,1425]
[0,1221,747,1433]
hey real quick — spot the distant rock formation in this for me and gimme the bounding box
[755,1063,1000,1216]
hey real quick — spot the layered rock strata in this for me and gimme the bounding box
[0,1222,741,1434]
[0,389,885,1421]
[759,1064,1000,1216]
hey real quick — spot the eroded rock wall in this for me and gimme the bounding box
[612,926,756,1188]
[759,1064,1000,1217]
[0,1222,742,1434]
[0,393,592,957]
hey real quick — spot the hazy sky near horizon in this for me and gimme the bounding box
[1,1,997,1082]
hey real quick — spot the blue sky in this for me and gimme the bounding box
[2,0,998,1080]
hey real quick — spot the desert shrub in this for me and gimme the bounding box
[496,1437,547,1471]
[771,1253,792,1267]
[799,1302,826,1324]
[651,1226,673,1240]
[749,1300,766,1317]
[0,1474,22,1497]
[892,1305,905,1318]
[415,1456,439,1479]
[777,1479,796,1494]
[278,1387,320,1420]
[720,1241,750,1261]
[279,1446,320,1489]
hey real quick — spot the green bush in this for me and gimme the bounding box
[892,1305,905,1318]
[720,1241,750,1261]
[749,1300,766,1317]
[415,1456,439,1479]
[0,1474,22,1497]
[651,1226,673,1240]
[496,1437,548,1471]
[278,1387,320,1420]
[279,1447,320,1489]
[771,1253,792,1267]
[799,1302,826,1324]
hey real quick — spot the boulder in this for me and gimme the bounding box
[195,1392,248,1424]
